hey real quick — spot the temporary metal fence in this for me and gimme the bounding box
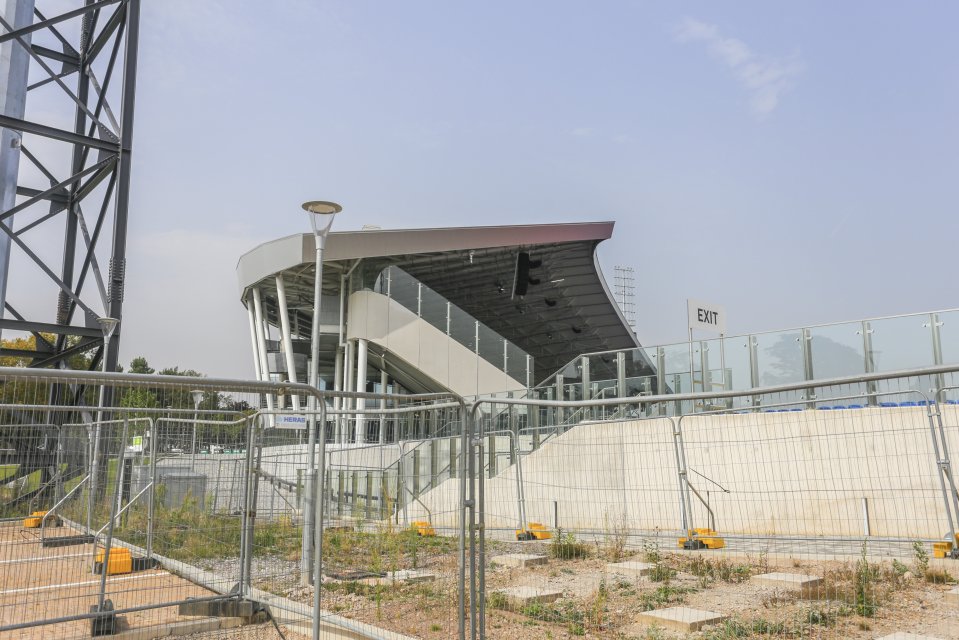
[2,365,959,639]
[0,367,468,640]
[466,365,959,640]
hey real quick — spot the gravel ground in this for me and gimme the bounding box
[190,542,959,640]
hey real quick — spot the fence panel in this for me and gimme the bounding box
[0,368,470,640]
[473,370,959,640]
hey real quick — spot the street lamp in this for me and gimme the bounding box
[191,390,203,471]
[301,200,341,586]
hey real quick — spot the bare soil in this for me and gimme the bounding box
[277,536,959,640]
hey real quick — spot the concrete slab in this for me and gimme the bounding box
[391,569,435,583]
[753,572,823,591]
[875,634,943,640]
[606,561,655,577]
[360,569,436,585]
[491,553,548,569]
[493,586,563,608]
[634,607,726,632]
[946,587,958,604]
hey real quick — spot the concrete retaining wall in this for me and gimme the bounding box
[412,405,959,539]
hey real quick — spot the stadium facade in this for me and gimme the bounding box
[236,221,653,443]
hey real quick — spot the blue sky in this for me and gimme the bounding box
[45,0,959,376]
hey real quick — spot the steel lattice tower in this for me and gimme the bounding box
[0,0,140,376]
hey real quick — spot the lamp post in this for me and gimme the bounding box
[301,200,341,586]
[191,390,203,472]
[88,316,118,534]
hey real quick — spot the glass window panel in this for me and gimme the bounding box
[868,314,935,372]
[419,286,447,333]
[662,343,691,376]
[626,375,656,396]
[721,335,752,392]
[754,330,805,386]
[558,359,582,383]
[935,310,959,365]
[388,268,419,314]
[505,342,529,384]
[624,348,655,378]
[588,353,618,387]
[665,371,691,394]
[699,338,725,392]
[448,307,475,351]
[476,323,503,368]
[808,321,865,379]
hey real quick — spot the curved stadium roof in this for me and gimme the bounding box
[236,221,644,383]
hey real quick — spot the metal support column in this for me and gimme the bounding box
[931,313,945,393]
[379,368,388,444]
[251,287,274,410]
[581,356,591,421]
[275,275,300,410]
[748,336,760,407]
[555,374,564,425]
[862,321,878,405]
[355,338,368,443]
[801,328,816,408]
[343,339,354,442]
[0,0,34,325]
[333,347,343,443]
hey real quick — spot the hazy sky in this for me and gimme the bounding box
[8,1,959,378]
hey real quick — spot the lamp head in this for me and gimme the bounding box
[96,316,119,340]
[301,201,342,236]
[191,390,204,408]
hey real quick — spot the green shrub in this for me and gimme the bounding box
[549,529,590,559]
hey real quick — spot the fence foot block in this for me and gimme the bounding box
[178,599,255,618]
[90,599,118,637]
[41,533,94,548]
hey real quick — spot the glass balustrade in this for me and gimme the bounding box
[530,307,959,418]
[373,267,533,385]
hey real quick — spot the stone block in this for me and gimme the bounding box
[491,553,548,569]
[493,586,562,608]
[945,587,958,604]
[753,572,823,591]
[359,570,436,586]
[606,561,655,577]
[634,607,726,632]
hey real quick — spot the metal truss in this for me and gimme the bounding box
[0,0,140,376]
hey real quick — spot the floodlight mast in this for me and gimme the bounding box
[300,200,341,586]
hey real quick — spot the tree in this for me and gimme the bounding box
[0,334,94,370]
[129,357,154,374]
